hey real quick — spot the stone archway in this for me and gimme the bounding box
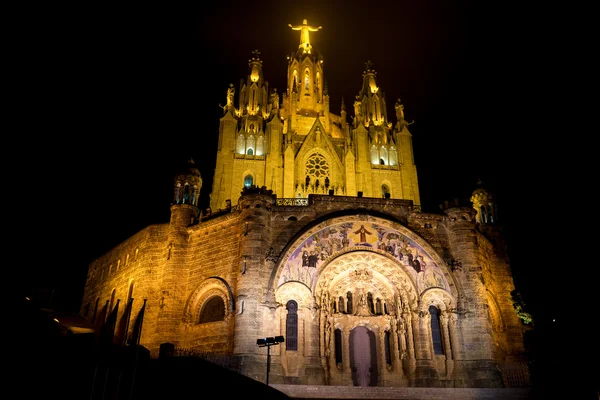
[270,216,457,387]
[314,250,418,386]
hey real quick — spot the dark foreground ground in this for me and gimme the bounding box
[19,297,599,400]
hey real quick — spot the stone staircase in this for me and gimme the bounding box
[271,384,532,400]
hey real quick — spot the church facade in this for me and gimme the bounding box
[81,20,528,388]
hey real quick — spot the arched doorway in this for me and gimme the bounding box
[350,326,377,386]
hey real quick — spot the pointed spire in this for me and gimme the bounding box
[362,61,379,94]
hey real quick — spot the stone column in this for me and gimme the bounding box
[440,311,453,361]
[392,317,404,378]
[448,312,462,360]
[377,327,386,386]
[342,326,352,385]
[403,308,416,379]
[412,310,439,386]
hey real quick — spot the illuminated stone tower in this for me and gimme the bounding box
[210,20,421,211]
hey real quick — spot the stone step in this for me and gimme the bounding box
[271,384,532,400]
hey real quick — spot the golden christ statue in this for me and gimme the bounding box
[288,19,322,53]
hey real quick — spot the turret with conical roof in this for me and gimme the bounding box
[171,158,201,227]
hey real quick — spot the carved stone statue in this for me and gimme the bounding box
[395,98,405,121]
[226,84,235,107]
[289,19,322,50]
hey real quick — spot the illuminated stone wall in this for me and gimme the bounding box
[81,190,526,388]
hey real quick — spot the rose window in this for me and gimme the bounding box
[306,154,330,179]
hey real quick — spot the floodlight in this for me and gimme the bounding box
[256,334,286,385]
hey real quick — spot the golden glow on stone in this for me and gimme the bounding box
[251,65,259,82]
[369,75,379,93]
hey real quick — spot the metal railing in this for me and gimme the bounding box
[174,347,242,374]
[275,198,309,206]
[500,361,531,388]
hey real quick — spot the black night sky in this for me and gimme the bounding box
[21,1,571,334]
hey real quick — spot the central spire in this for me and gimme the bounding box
[288,19,322,54]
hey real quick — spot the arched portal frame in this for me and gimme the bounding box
[268,215,460,301]
[183,276,236,324]
[266,214,460,386]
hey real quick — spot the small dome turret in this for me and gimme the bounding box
[173,158,202,207]
[470,179,496,225]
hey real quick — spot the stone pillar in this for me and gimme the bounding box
[440,310,455,378]
[320,309,331,384]
[342,326,352,385]
[448,312,462,360]
[412,310,439,387]
[392,317,404,379]
[403,308,416,379]
[440,311,453,361]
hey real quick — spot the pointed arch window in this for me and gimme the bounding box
[480,205,488,223]
[244,175,253,188]
[388,146,398,166]
[374,98,381,122]
[199,296,225,323]
[379,147,388,165]
[286,300,298,351]
[183,184,191,204]
[370,146,379,164]
[304,70,310,90]
[256,135,264,156]
[236,134,245,155]
[246,135,255,155]
[249,87,257,114]
[429,306,444,355]
[382,184,390,199]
